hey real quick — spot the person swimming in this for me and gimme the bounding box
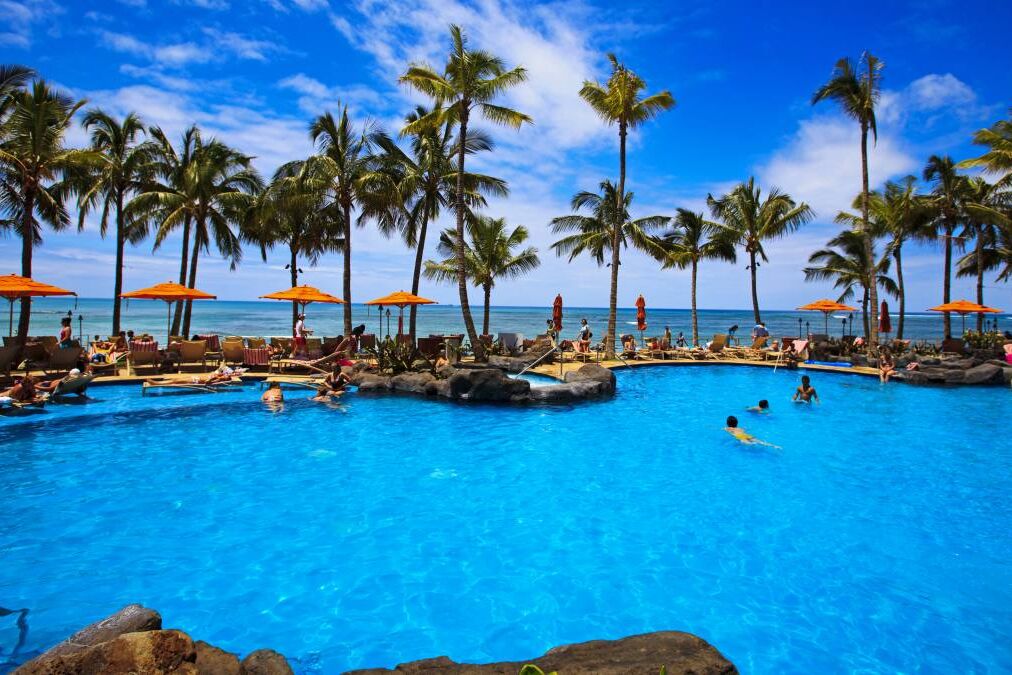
[724,415,779,447]
[792,375,819,403]
[746,399,770,413]
[261,381,283,403]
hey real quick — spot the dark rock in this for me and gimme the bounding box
[528,383,577,403]
[22,604,161,662]
[564,363,617,395]
[919,357,941,366]
[15,629,196,675]
[195,640,241,675]
[963,363,1004,385]
[240,649,294,675]
[941,357,976,370]
[893,370,928,385]
[354,374,392,392]
[446,368,530,402]
[944,369,966,384]
[343,630,737,675]
[389,371,436,394]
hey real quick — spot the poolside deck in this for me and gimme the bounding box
[526,356,879,380]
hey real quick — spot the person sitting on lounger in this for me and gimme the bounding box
[675,331,687,348]
[621,334,637,354]
[724,415,778,447]
[322,366,351,395]
[746,399,770,414]
[36,368,91,396]
[878,347,896,383]
[261,381,283,403]
[576,319,591,353]
[792,375,819,403]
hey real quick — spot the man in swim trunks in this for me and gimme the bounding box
[792,375,819,403]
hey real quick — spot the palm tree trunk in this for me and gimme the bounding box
[16,189,36,345]
[942,221,953,338]
[690,258,699,347]
[860,123,879,347]
[182,232,200,337]
[749,249,760,323]
[455,108,482,359]
[862,287,870,340]
[894,248,905,340]
[171,214,191,336]
[342,198,353,336]
[482,283,492,336]
[975,229,984,332]
[111,191,125,335]
[607,123,627,359]
[290,245,299,334]
[408,215,429,341]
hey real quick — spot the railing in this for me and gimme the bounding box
[517,345,561,377]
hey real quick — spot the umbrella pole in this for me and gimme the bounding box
[8,299,12,338]
[166,301,172,346]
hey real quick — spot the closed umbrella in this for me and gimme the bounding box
[928,299,1002,335]
[0,274,76,337]
[552,294,563,332]
[878,300,892,337]
[121,281,216,345]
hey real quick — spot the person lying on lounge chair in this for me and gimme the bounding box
[1,375,49,405]
[148,366,237,387]
[36,367,93,396]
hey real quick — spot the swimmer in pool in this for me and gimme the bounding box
[724,415,779,448]
[746,399,770,413]
[792,375,819,404]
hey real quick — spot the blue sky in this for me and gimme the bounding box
[3,0,1011,312]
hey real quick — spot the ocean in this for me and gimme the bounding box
[13,297,1000,345]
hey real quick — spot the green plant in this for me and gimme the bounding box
[518,666,556,675]
[963,330,1005,349]
[366,338,427,374]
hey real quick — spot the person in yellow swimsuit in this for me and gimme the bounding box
[724,416,779,448]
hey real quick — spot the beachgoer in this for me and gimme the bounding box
[310,386,336,402]
[58,317,73,348]
[292,314,310,358]
[434,353,449,369]
[675,331,688,348]
[35,368,89,395]
[878,348,896,383]
[663,326,672,349]
[746,399,770,413]
[793,375,819,403]
[261,382,283,403]
[323,366,350,395]
[724,415,778,447]
[751,322,769,340]
[577,319,591,353]
[545,319,557,346]
[3,375,42,403]
[621,334,637,354]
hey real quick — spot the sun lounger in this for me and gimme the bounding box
[271,350,342,375]
[702,334,728,359]
[176,340,208,372]
[52,373,95,397]
[0,345,21,380]
[416,336,444,359]
[142,376,243,395]
[42,346,84,375]
[732,336,769,360]
[358,334,376,352]
[247,337,267,349]
[221,337,245,366]
[940,338,965,354]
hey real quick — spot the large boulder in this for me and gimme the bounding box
[963,363,1004,385]
[344,630,737,674]
[195,640,241,675]
[892,369,929,385]
[240,649,294,675]
[444,368,531,402]
[19,604,161,663]
[527,383,577,403]
[15,629,197,675]
[563,363,617,395]
[354,373,392,392]
[389,371,436,394]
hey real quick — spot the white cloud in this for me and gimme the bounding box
[1,0,63,48]
[906,73,976,111]
[98,28,284,67]
[278,73,386,115]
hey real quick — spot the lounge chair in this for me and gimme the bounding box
[142,375,243,395]
[306,337,323,359]
[52,372,95,397]
[734,336,769,360]
[0,345,21,380]
[416,336,444,359]
[702,334,728,360]
[247,337,267,349]
[359,334,376,352]
[270,337,293,355]
[221,337,245,366]
[42,346,84,375]
[271,350,342,375]
[176,340,208,372]
[499,332,523,356]
[128,348,161,375]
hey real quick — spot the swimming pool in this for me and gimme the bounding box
[2,367,1010,673]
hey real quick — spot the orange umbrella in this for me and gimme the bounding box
[121,281,216,344]
[0,274,77,337]
[552,294,563,332]
[365,291,436,338]
[798,299,858,334]
[260,284,345,333]
[928,299,1002,334]
[635,294,647,332]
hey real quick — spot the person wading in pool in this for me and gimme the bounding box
[746,399,770,414]
[792,375,819,403]
[724,416,779,447]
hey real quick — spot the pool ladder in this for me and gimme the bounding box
[517,345,562,377]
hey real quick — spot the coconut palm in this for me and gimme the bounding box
[657,209,736,346]
[0,79,93,342]
[244,163,343,329]
[132,138,262,335]
[838,176,932,339]
[958,109,1012,185]
[707,177,813,324]
[399,25,531,360]
[145,125,200,336]
[578,54,675,356]
[923,154,968,339]
[804,229,898,339]
[424,215,539,336]
[812,51,884,345]
[955,177,1011,328]
[372,106,507,339]
[0,65,34,123]
[76,110,155,334]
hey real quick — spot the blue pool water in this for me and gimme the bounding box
[1,367,1010,673]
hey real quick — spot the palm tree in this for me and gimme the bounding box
[424,215,539,336]
[0,79,92,342]
[578,54,675,356]
[923,154,967,339]
[812,51,884,345]
[657,209,736,347]
[707,177,813,323]
[293,106,377,335]
[0,65,34,122]
[804,229,898,339]
[244,163,342,329]
[76,110,154,334]
[956,177,1011,328]
[958,109,1012,185]
[838,176,931,339]
[146,125,200,336]
[372,107,507,339]
[399,24,531,360]
[132,138,262,335]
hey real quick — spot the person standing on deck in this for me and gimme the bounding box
[292,314,310,359]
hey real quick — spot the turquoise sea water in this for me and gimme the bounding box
[18,297,1006,344]
[2,367,1010,673]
